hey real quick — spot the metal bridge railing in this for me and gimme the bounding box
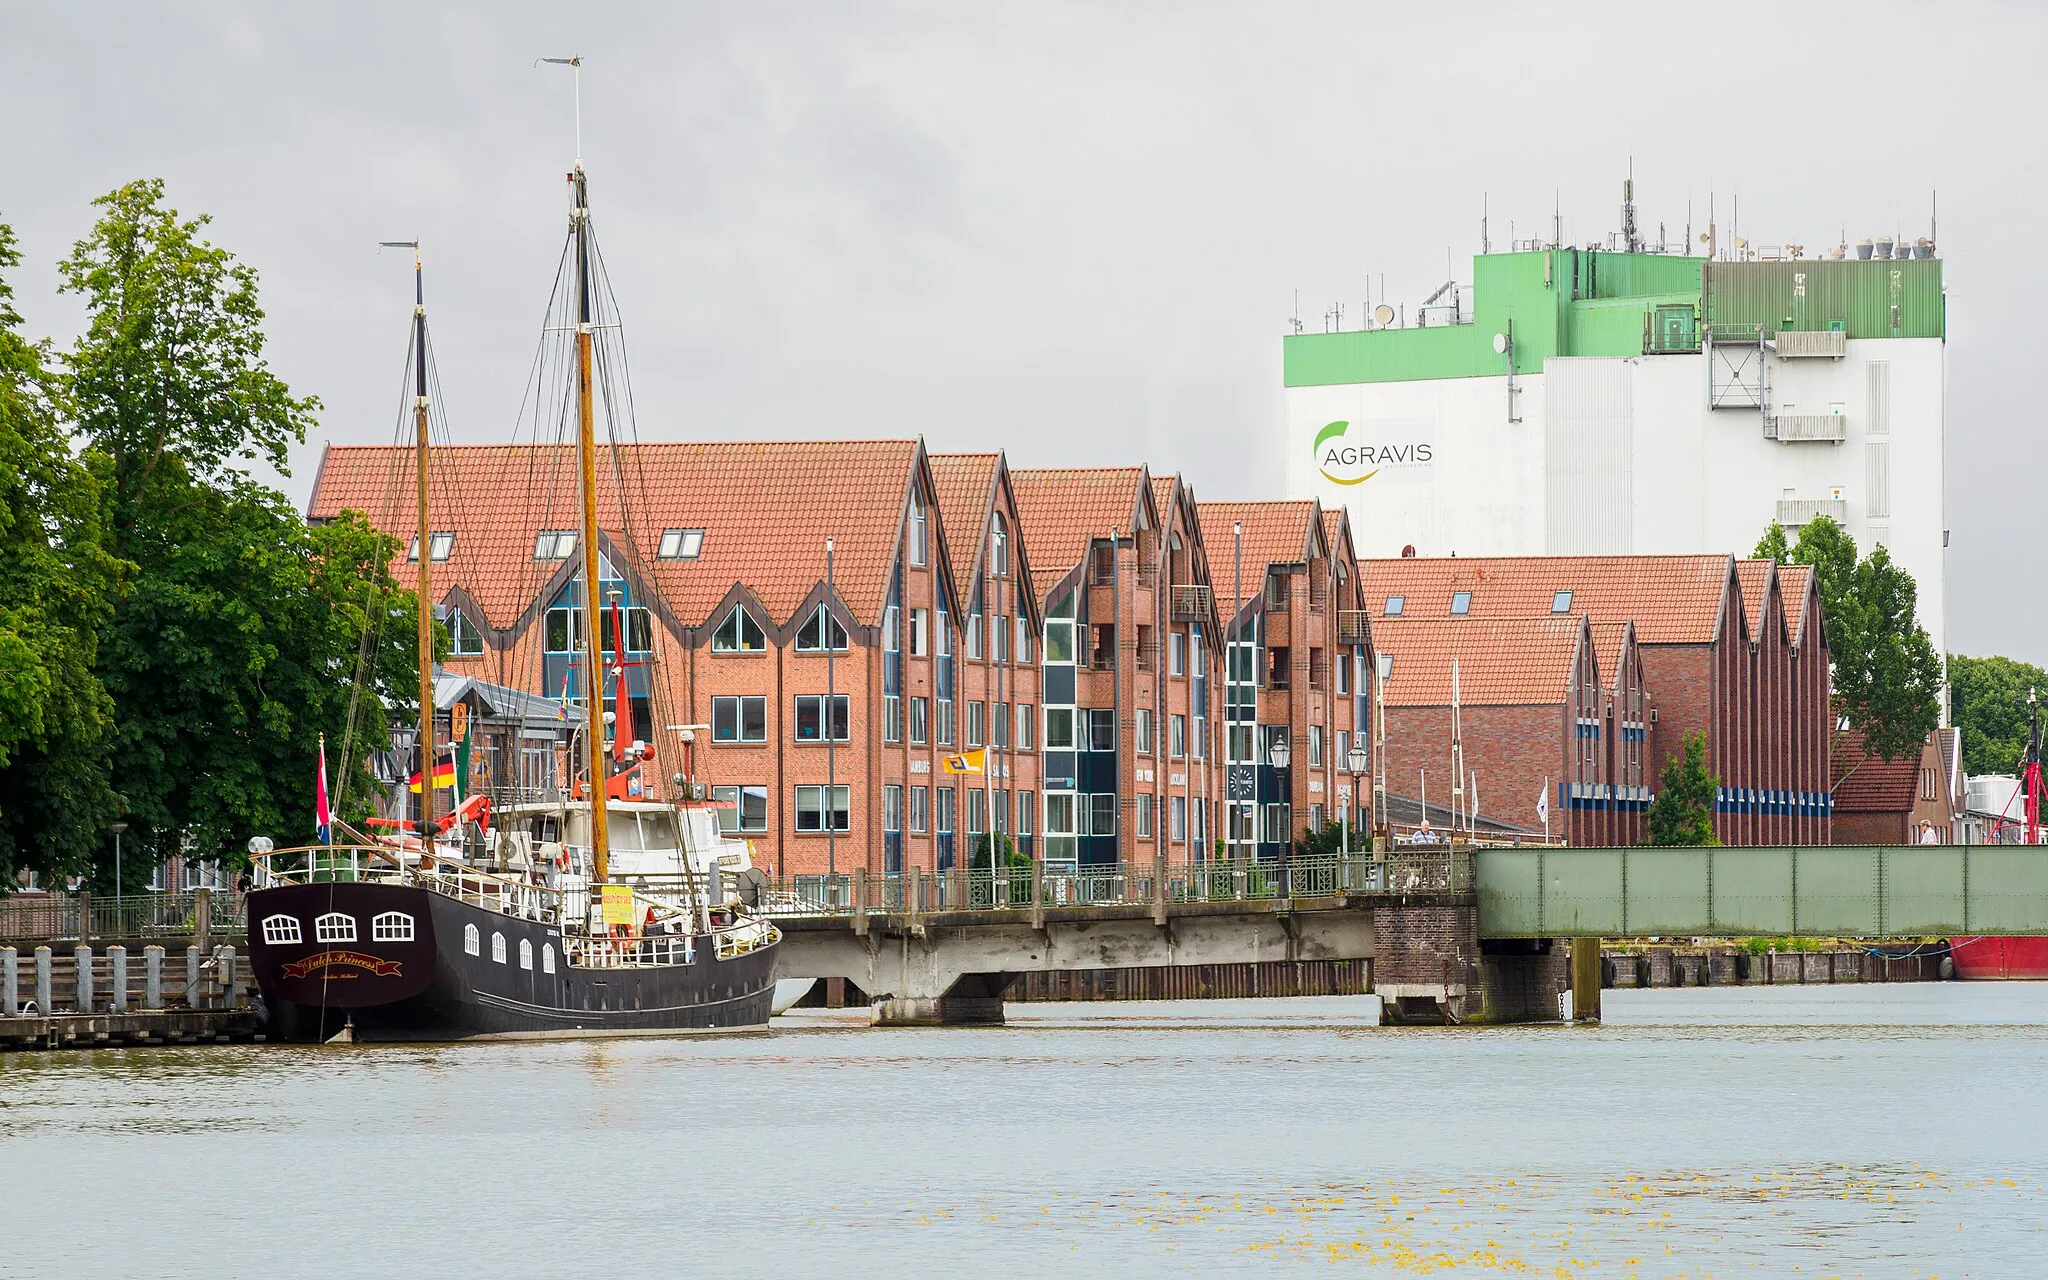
[758,849,1472,919]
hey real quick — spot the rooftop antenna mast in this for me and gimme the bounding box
[1482,192,1490,255]
[1622,159,1640,253]
[378,239,436,840]
[542,52,611,885]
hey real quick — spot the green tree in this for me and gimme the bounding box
[64,181,418,872]
[1947,653,2047,774]
[1294,818,1367,859]
[1645,732,1719,846]
[0,221,125,886]
[1756,515,1940,762]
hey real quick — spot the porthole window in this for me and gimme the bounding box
[542,944,556,974]
[372,911,415,942]
[262,915,302,946]
[315,912,356,943]
[464,923,481,956]
[491,932,507,964]
[519,939,534,970]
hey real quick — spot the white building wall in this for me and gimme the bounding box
[1287,337,1946,655]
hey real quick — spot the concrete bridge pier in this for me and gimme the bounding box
[1372,901,1567,1025]
[873,972,1016,1027]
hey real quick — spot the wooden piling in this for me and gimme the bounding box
[1570,937,1602,1022]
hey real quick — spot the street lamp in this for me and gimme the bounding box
[110,821,128,902]
[1267,735,1290,897]
[1343,744,1369,859]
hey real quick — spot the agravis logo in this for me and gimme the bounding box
[1315,420,1433,486]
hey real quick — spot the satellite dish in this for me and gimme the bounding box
[1492,332,1509,355]
[1699,232,1710,244]
[1373,304,1395,327]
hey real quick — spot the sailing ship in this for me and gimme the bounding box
[247,94,782,1041]
[1950,690,2048,980]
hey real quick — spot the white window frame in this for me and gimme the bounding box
[519,938,535,970]
[371,911,415,943]
[262,914,302,946]
[491,931,507,964]
[712,605,766,653]
[315,912,356,944]
[658,528,705,560]
[542,943,556,974]
[464,923,481,956]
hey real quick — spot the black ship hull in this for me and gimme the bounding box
[247,882,776,1043]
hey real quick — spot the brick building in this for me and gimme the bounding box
[1832,726,1962,845]
[310,439,1003,881]
[1195,500,1372,860]
[1373,614,1647,843]
[1010,467,1224,870]
[1360,553,1831,845]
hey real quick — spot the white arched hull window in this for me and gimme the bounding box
[519,939,534,970]
[491,932,507,964]
[463,923,481,956]
[542,944,557,974]
[261,915,302,946]
[372,911,415,943]
[315,912,356,944]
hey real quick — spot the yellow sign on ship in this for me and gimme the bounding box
[600,884,637,927]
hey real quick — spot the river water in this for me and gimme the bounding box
[3,984,2044,1278]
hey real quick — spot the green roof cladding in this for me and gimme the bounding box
[1284,249,1942,387]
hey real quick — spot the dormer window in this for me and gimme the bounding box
[711,605,766,653]
[409,531,455,562]
[794,604,850,652]
[1552,590,1573,614]
[446,609,486,655]
[534,530,577,560]
[1450,591,1472,616]
[658,528,704,560]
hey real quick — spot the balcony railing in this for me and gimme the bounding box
[1765,413,1848,443]
[1337,610,1372,646]
[1776,498,1847,526]
[1171,584,1212,622]
[1775,329,1847,359]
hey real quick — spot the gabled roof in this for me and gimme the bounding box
[929,452,1001,587]
[1831,725,1924,813]
[1589,620,1635,691]
[1372,615,1590,707]
[1778,563,1818,646]
[308,440,924,630]
[1196,501,1320,580]
[1010,466,1149,578]
[1736,559,1775,639]
[1360,554,1737,645]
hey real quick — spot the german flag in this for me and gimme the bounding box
[408,754,457,793]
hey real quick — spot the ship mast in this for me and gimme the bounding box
[569,160,610,883]
[385,241,437,839]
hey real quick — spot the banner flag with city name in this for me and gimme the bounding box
[943,748,986,776]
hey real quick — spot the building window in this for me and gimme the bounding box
[1450,591,1472,616]
[1081,708,1111,752]
[938,698,956,746]
[315,912,356,944]
[519,939,534,970]
[1309,725,1324,766]
[657,528,704,560]
[1016,704,1034,750]
[910,608,929,656]
[911,696,930,745]
[966,612,983,660]
[1135,794,1154,839]
[795,785,851,832]
[884,695,902,743]
[372,911,415,943]
[1170,630,1186,676]
[993,615,1009,663]
[1134,708,1154,755]
[1261,802,1292,844]
[1552,589,1573,614]
[1085,793,1118,837]
[544,607,583,654]
[464,923,480,956]
[712,606,766,652]
[1016,616,1033,664]
[409,531,455,563]
[1171,795,1187,842]
[1227,722,1254,764]
[446,610,486,655]
[993,701,1010,748]
[1336,730,1350,767]
[968,789,986,834]
[794,605,850,652]
[910,786,929,834]
[1384,594,1405,617]
[1016,791,1034,835]
[1044,616,1073,664]
[935,787,956,839]
[1309,802,1324,830]
[1170,713,1187,759]
[261,915,302,946]
[1193,715,1207,760]
[491,931,507,964]
[543,944,556,974]
[1336,654,1350,695]
[534,530,577,560]
[908,491,927,567]
[599,606,653,655]
[1044,707,1075,750]
[711,696,766,743]
[966,700,985,747]
[712,784,769,833]
[990,512,1009,576]
[884,784,904,835]
[794,694,851,742]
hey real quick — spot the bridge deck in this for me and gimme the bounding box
[1477,844,2048,939]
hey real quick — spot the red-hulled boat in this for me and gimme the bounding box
[1950,691,2048,979]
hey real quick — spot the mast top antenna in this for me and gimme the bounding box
[538,55,585,166]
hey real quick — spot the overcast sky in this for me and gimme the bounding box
[6,2,2043,660]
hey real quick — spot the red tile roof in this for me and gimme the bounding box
[929,452,1000,586]
[308,441,920,630]
[1010,467,1147,578]
[1736,559,1774,637]
[1590,620,1632,689]
[1831,725,1923,814]
[1360,554,1736,645]
[1372,615,1589,707]
[1196,501,1319,598]
[1778,564,1817,645]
